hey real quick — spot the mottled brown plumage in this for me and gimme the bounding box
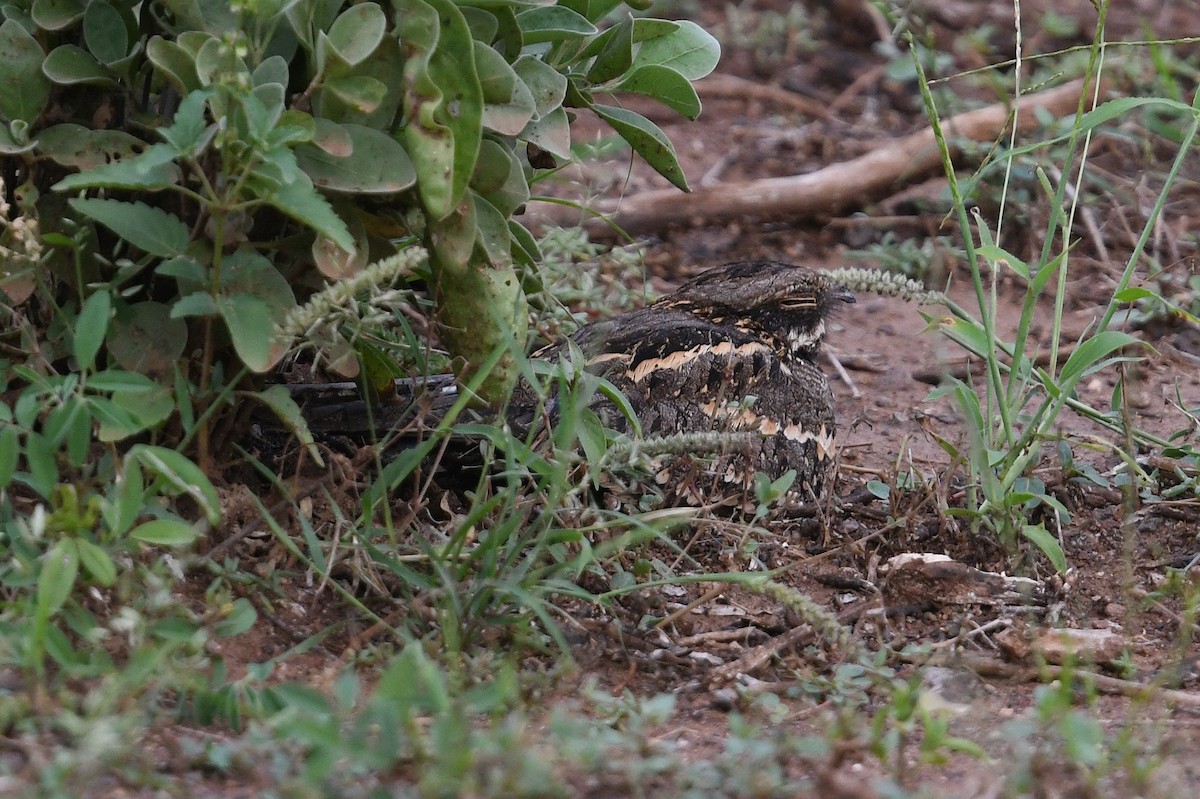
[512,261,854,501]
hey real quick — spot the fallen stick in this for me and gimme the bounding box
[540,78,1093,236]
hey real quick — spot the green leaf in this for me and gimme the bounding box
[632,20,720,81]
[37,124,146,169]
[248,385,324,468]
[130,518,199,547]
[478,46,536,136]
[513,54,567,119]
[616,64,701,119]
[1059,331,1141,387]
[86,370,158,393]
[107,383,173,436]
[68,198,190,258]
[24,432,59,498]
[217,248,295,372]
[39,539,80,618]
[397,0,484,220]
[74,289,111,371]
[250,168,354,251]
[42,44,118,87]
[0,18,51,123]
[515,5,596,44]
[0,124,35,155]
[214,597,257,637]
[584,12,633,85]
[128,444,220,524]
[319,1,386,70]
[471,139,528,216]
[592,103,689,190]
[1114,287,1158,303]
[170,291,219,318]
[31,0,86,31]
[520,106,571,160]
[577,407,606,484]
[0,426,18,488]
[108,301,188,375]
[1076,96,1194,135]
[475,41,515,104]
[1022,524,1067,573]
[53,142,181,191]
[296,122,416,194]
[76,538,116,586]
[82,0,129,65]
[147,35,203,94]
[324,75,387,112]
[88,397,143,442]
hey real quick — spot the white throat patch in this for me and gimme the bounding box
[785,320,824,352]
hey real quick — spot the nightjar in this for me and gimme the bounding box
[511,261,854,503]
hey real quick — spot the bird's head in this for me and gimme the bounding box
[657,261,854,359]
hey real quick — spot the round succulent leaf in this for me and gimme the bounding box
[146,36,202,94]
[309,116,354,156]
[471,191,513,269]
[514,5,596,44]
[615,64,701,119]
[108,301,187,375]
[475,41,518,104]
[31,0,86,31]
[0,19,51,124]
[461,6,499,42]
[324,75,387,113]
[481,56,535,135]
[177,30,213,58]
[508,219,541,267]
[313,36,405,128]
[82,0,129,65]
[471,140,528,217]
[253,54,290,89]
[631,20,720,82]
[323,2,386,68]
[513,55,566,119]
[195,36,248,88]
[0,124,36,155]
[297,122,415,194]
[519,106,571,160]
[42,44,118,86]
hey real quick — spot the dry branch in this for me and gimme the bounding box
[540,78,1093,236]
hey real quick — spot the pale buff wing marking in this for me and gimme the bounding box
[629,340,771,384]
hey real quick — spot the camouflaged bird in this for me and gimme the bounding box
[511,261,854,504]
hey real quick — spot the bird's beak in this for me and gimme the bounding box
[832,286,855,304]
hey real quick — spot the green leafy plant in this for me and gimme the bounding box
[0,0,719,446]
[907,3,1200,569]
